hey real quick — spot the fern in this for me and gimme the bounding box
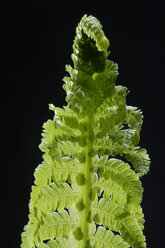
[21,14,151,248]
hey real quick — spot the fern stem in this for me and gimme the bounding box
[78,115,93,248]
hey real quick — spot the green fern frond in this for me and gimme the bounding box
[92,156,143,207]
[90,226,129,248]
[124,146,150,176]
[21,14,151,248]
[91,197,145,248]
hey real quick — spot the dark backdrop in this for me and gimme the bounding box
[1,0,164,247]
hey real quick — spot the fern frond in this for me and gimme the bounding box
[90,226,129,248]
[21,14,150,248]
[126,106,143,134]
[91,197,146,248]
[36,210,74,243]
[94,85,128,131]
[34,182,78,214]
[92,156,143,208]
[21,211,76,248]
[124,146,151,176]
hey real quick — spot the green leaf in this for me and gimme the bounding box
[124,147,151,176]
[90,226,129,248]
[21,14,150,248]
[91,197,146,248]
[126,106,143,134]
[33,210,75,247]
[92,156,143,208]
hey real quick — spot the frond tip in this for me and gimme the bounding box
[21,14,150,248]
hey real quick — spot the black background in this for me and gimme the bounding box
[1,0,164,247]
